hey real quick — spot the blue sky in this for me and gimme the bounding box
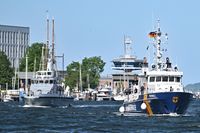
[0,0,199,85]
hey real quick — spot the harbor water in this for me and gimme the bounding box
[0,100,199,133]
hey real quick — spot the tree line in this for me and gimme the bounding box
[0,42,105,90]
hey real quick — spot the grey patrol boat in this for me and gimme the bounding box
[24,17,74,107]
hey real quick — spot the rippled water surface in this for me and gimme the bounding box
[0,99,199,132]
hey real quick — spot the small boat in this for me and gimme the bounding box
[3,95,14,102]
[113,93,126,101]
[96,86,113,101]
[24,17,74,107]
[119,20,193,116]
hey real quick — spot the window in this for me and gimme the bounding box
[175,77,181,82]
[162,76,168,82]
[8,32,10,44]
[48,72,51,75]
[6,31,9,43]
[169,76,174,82]
[156,76,161,82]
[150,77,155,82]
[10,32,13,44]
[24,33,26,44]
[13,32,16,44]
[3,31,5,43]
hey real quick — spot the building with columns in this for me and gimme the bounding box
[0,25,29,69]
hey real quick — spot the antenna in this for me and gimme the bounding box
[148,19,163,70]
[124,35,126,56]
[124,36,132,57]
[156,19,162,70]
[46,10,49,49]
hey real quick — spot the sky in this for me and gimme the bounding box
[0,0,200,85]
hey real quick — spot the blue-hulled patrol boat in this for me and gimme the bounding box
[119,20,193,116]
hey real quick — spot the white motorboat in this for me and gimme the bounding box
[3,95,14,102]
[96,87,113,101]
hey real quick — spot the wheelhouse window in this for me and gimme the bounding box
[47,72,51,75]
[149,77,155,82]
[156,76,161,82]
[162,76,168,82]
[175,77,181,82]
[50,80,54,84]
[39,80,43,83]
[169,76,174,82]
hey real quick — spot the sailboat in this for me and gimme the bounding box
[23,17,74,107]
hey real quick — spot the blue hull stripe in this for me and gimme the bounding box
[124,92,193,114]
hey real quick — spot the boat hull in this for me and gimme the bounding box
[72,100,123,106]
[24,96,74,107]
[123,92,193,114]
[96,97,114,101]
[113,95,126,101]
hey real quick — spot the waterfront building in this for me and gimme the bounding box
[0,25,29,69]
[111,36,143,94]
[98,75,112,88]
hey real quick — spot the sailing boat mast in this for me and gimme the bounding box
[123,36,126,89]
[13,31,20,89]
[25,54,28,94]
[45,12,50,70]
[33,57,36,77]
[79,62,83,92]
[52,17,55,66]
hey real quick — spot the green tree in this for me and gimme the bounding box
[65,56,105,91]
[65,61,80,91]
[0,51,14,88]
[82,56,105,89]
[19,42,44,72]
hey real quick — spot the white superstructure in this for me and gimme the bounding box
[139,20,184,94]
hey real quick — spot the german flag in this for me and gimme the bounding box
[148,32,157,38]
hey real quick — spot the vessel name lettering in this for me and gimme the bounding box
[148,94,156,98]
